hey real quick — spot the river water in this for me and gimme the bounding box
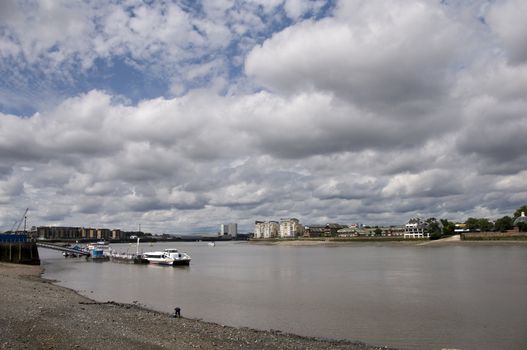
[39,242,527,350]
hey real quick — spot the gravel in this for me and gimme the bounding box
[0,262,395,350]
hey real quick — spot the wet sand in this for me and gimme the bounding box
[0,262,392,350]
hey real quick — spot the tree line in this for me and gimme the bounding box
[426,204,527,240]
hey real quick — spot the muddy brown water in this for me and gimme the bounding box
[40,242,527,350]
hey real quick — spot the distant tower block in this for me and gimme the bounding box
[220,223,238,237]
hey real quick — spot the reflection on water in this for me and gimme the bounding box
[41,242,527,350]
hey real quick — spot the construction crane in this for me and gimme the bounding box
[11,208,29,234]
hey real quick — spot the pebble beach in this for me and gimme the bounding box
[0,262,392,350]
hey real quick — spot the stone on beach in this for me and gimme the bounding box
[0,262,392,350]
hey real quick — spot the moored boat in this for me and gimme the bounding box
[143,248,191,266]
[89,247,109,261]
[110,252,149,264]
[85,241,111,261]
[109,237,149,264]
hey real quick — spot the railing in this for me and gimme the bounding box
[36,242,91,256]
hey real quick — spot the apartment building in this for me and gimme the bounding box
[220,223,238,237]
[279,218,304,238]
[404,218,429,238]
[254,221,279,239]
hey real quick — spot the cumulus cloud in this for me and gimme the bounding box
[0,0,526,233]
[486,0,527,64]
[246,0,462,112]
[0,0,306,113]
[284,0,326,20]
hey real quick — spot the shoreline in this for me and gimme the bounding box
[0,262,393,350]
[247,237,527,246]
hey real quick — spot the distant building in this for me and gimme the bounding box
[35,226,128,241]
[36,226,82,240]
[454,223,469,233]
[303,225,325,237]
[96,228,112,240]
[383,226,405,236]
[337,227,361,237]
[228,223,237,237]
[279,218,304,238]
[303,223,347,237]
[254,221,279,239]
[254,221,263,238]
[404,218,428,238]
[220,223,238,237]
[513,212,527,232]
[81,228,97,239]
[111,229,124,240]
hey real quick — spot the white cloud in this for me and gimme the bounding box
[486,0,527,64]
[1,0,526,232]
[381,170,464,198]
[284,0,326,20]
[246,0,462,113]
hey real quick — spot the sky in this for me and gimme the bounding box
[1,0,526,234]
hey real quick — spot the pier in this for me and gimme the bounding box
[36,242,91,257]
[0,234,40,265]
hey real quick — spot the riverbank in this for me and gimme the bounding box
[249,237,527,246]
[0,262,392,350]
[248,239,420,246]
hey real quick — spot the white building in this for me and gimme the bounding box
[279,218,304,238]
[254,221,279,239]
[404,218,429,238]
[254,222,263,239]
[220,223,238,237]
[228,223,237,237]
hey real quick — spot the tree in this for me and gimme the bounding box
[465,217,479,231]
[465,217,494,232]
[478,218,494,232]
[374,228,382,236]
[513,205,527,218]
[512,204,527,232]
[494,216,513,232]
[440,219,456,236]
[426,217,443,240]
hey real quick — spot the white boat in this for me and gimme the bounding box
[142,248,191,266]
[109,237,149,264]
[87,241,110,253]
[110,252,149,264]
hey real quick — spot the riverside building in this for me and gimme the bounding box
[404,218,429,238]
[254,221,279,239]
[33,226,128,241]
[220,223,238,237]
[279,218,304,238]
